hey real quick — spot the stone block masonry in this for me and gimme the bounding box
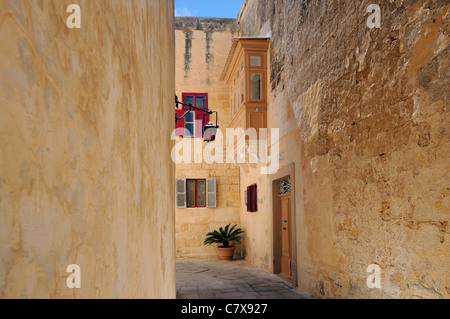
[238,0,449,299]
[175,17,242,259]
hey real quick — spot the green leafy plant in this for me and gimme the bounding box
[204,224,244,248]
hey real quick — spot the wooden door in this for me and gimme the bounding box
[279,193,291,278]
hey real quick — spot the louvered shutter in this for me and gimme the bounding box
[206,178,216,208]
[176,178,187,208]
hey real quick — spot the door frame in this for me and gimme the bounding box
[270,163,297,288]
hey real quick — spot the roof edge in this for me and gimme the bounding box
[219,37,270,82]
[175,17,239,32]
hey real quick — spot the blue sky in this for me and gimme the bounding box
[175,0,244,19]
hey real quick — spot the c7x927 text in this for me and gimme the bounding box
[225,304,268,314]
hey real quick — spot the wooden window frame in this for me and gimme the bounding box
[184,111,195,137]
[187,179,207,208]
[181,93,209,139]
[249,72,262,101]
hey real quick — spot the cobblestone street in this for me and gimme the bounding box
[176,259,311,299]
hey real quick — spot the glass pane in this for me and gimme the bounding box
[250,56,261,67]
[237,87,240,108]
[185,124,194,136]
[187,193,195,207]
[240,80,244,104]
[185,112,194,123]
[198,194,205,207]
[251,74,261,100]
[187,180,195,193]
[184,96,194,106]
[196,96,205,108]
[198,180,205,193]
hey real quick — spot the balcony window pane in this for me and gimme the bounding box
[240,80,244,104]
[250,56,261,67]
[237,86,240,109]
[251,74,261,100]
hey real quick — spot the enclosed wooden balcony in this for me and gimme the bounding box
[220,37,270,133]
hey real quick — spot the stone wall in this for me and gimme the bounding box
[239,0,449,298]
[174,17,242,258]
[0,0,176,298]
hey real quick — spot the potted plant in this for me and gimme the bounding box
[204,224,244,261]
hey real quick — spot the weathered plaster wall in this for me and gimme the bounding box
[239,164,272,271]
[0,0,176,298]
[175,18,242,258]
[239,0,449,298]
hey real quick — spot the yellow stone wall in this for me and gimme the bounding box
[174,18,242,258]
[0,0,176,298]
[238,0,450,299]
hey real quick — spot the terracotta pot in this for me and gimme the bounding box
[217,246,237,261]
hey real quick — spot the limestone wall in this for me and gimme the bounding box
[239,0,449,298]
[0,0,176,298]
[174,18,242,258]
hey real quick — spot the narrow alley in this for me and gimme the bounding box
[176,259,310,299]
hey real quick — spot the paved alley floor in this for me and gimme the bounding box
[176,258,311,299]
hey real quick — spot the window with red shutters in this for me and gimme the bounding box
[174,93,209,138]
[247,184,258,213]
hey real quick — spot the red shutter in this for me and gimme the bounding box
[247,186,251,212]
[247,184,258,213]
[252,184,258,212]
[175,109,185,137]
[203,94,210,132]
[180,93,209,138]
[195,111,206,138]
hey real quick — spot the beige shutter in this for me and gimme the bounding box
[206,178,216,208]
[176,179,187,208]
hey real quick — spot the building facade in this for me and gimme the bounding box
[174,17,242,258]
[175,0,449,299]
[234,0,449,299]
